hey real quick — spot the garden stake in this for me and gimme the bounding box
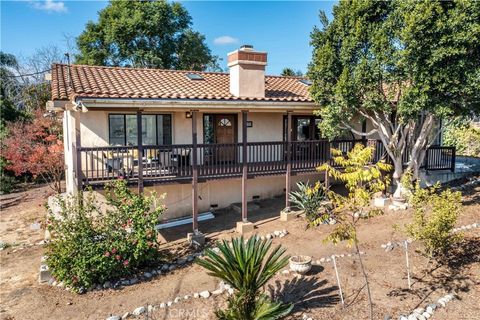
[405,240,412,290]
[332,255,345,306]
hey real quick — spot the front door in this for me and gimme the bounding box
[215,115,235,162]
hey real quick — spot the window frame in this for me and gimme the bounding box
[283,115,322,141]
[108,113,172,146]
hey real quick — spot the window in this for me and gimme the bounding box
[298,79,312,86]
[283,115,322,141]
[108,114,172,145]
[218,118,232,127]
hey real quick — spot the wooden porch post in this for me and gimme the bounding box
[285,111,292,210]
[191,110,199,232]
[137,110,144,193]
[74,111,83,191]
[242,110,248,222]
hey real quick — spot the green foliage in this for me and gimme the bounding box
[318,144,392,245]
[289,181,331,227]
[197,236,293,320]
[280,68,303,77]
[404,183,462,258]
[45,180,165,291]
[308,0,480,139]
[443,122,480,157]
[76,0,217,70]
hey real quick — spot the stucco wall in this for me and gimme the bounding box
[147,172,324,221]
[77,110,288,147]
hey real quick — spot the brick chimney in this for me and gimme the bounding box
[228,45,267,98]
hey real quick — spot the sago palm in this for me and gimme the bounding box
[197,236,293,320]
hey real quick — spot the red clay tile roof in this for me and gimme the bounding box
[51,64,313,103]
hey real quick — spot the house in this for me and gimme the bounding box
[48,45,456,241]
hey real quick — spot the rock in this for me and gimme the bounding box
[227,288,234,295]
[329,219,337,225]
[78,287,86,294]
[151,270,157,276]
[381,244,387,248]
[147,305,154,312]
[193,292,199,298]
[169,265,176,271]
[282,229,288,234]
[428,304,437,311]
[279,233,285,238]
[414,308,425,315]
[212,288,223,295]
[274,230,281,237]
[121,312,129,319]
[161,264,169,272]
[95,284,102,290]
[282,270,290,275]
[103,281,112,289]
[438,299,446,307]
[326,258,331,262]
[422,312,431,319]
[176,258,187,265]
[121,280,130,286]
[132,306,146,316]
[129,278,138,285]
[200,290,210,298]
[167,301,173,307]
[399,316,408,320]
[340,254,345,257]
[174,297,181,303]
[407,314,417,320]
[106,316,121,320]
[159,303,166,308]
[187,255,195,262]
[184,295,190,300]
[320,258,326,262]
[144,272,152,279]
[266,234,272,240]
[384,316,392,320]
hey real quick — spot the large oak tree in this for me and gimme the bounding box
[76,0,218,70]
[308,0,480,195]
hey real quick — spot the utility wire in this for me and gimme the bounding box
[3,68,52,78]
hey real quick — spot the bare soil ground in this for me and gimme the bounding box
[1,181,479,320]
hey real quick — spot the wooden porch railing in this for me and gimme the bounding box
[77,139,455,187]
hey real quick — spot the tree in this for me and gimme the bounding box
[319,144,392,320]
[308,0,480,196]
[76,0,217,70]
[2,110,64,193]
[280,67,303,77]
[197,236,293,320]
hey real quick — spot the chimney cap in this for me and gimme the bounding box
[240,44,254,51]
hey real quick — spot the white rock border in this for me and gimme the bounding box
[105,281,235,319]
[395,292,457,320]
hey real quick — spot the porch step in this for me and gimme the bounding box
[230,202,260,214]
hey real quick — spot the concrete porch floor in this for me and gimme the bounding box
[157,195,286,243]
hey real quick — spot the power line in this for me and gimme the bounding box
[3,68,52,78]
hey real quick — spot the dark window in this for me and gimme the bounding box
[108,114,172,145]
[283,115,322,141]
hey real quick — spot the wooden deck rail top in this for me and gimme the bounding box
[76,140,456,187]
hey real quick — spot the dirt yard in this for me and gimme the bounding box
[1,180,479,320]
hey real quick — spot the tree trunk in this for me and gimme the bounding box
[392,156,404,199]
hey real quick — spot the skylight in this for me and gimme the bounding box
[298,79,312,86]
[186,73,204,80]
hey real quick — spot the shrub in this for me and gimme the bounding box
[443,122,480,157]
[404,183,462,258]
[197,236,293,320]
[45,180,165,291]
[289,181,331,227]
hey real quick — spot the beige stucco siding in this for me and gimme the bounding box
[77,110,288,147]
[147,172,323,221]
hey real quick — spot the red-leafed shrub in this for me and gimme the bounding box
[2,110,64,192]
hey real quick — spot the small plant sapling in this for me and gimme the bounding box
[318,144,392,320]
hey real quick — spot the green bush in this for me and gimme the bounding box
[45,180,165,291]
[443,123,480,157]
[404,183,462,258]
[289,181,330,227]
[0,158,16,194]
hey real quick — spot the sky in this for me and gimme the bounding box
[0,1,335,75]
